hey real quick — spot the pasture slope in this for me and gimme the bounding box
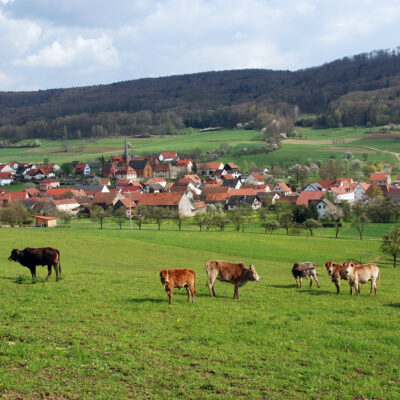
[0,226,399,399]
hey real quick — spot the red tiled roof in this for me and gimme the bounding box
[296,191,324,206]
[228,188,258,196]
[52,198,79,206]
[251,173,264,181]
[370,172,390,182]
[46,188,75,197]
[193,201,206,209]
[137,193,183,206]
[176,159,192,166]
[0,172,14,179]
[276,182,291,192]
[161,151,179,159]
[153,163,170,172]
[205,192,228,202]
[198,162,223,170]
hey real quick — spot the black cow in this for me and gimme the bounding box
[8,247,61,282]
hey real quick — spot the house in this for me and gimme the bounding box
[121,182,143,193]
[153,163,178,180]
[39,178,60,190]
[75,184,109,198]
[0,172,15,186]
[183,174,202,185]
[24,166,55,180]
[176,159,193,174]
[92,192,124,209]
[192,201,207,215]
[159,152,179,162]
[329,186,355,203]
[24,188,40,198]
[296,191,324,206]
[137,192,193,217]
[226,194,261,211]
[100,179,111,186]
[116,166,137,180]
[101,163,117,178]
[249,167,269,175]
[354,182,370,201]
[0,164,15,174]
[273,182,292,196]
[314,198,340,219]
[221,175,242,189]
[223,162,239,172]
[128,159,153,178]
[205,192,228,206]
[244,173,265,186]
[113,198,137,218]
[74,162,91,176]
[197,162,224,176]
[33,215,57,228]
[369,172,391,185]
[52,198,80,215]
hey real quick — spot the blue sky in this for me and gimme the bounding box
[0,0,400,91]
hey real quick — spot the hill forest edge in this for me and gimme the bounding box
[1,49,400,143]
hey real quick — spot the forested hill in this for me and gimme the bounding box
[1,49,400,141]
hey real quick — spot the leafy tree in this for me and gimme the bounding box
[302,218,322,236]
[194,213,205,231]
[0,203,30,226]
[90,205,111,229]
[229,204,252,232]
[213,213,230,231]
[262,220,280,234]
[366,182,384,203]
[381,226,400,267]
[258,206,268,224]
[171,210,185,231]
[351,212,370,240]
[113,207,127,230]
[290,164,309,186]
[56,210,72,225]
[61,163,74,176]
[148,207,167,230]
[279,211,293,235]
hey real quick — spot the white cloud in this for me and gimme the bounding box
[14,35,120,71]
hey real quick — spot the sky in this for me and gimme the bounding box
[0,0,400,91]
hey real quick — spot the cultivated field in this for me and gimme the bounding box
[0,225,399,399]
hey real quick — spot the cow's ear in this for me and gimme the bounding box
[250,265,254,270]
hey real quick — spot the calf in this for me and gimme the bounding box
[205,260,260,299]
[292,262,320,288]
[344,261,380,296]
[8,247,61,282]
[159,269,196,304]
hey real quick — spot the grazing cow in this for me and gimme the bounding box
[159,268,196,304]
[8,247,61,282]
[205,260,260,299]
[325,261,360,294]
[344,261,380,296]
[292,262,320,288]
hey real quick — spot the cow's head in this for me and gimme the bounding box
[248,265,260,281]
[8,249,20,262]
[325,261,336,278]
[343,261,356,278]
[159,269,169,285]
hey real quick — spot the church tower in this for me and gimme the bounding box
[123,136,130,164]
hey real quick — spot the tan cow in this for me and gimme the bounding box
[205,260,260,299]
[325,261,359,294]
[159,269,196,304]
[343,261,380,296]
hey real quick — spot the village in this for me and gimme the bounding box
[0,137,398,228]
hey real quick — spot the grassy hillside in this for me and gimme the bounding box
[0,224,399,399]
[1,126,398,167]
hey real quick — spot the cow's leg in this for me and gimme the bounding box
[299,277,302,288]
[45,265,52,281]
[189,284,195,303]
[186,286,191,302]
[234,283,240,299]
[29,266,37,282]
[356,282,360,296]
[350,285,353,296]
[370,279,376,295]
[54,262,59,281]
[335,279,340,294]
[309,276,313,287]
[208,272,217,297]
[167,288,173,304]
[313,273,320,288]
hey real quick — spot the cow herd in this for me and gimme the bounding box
[294,261,380,296]
[7,247,380,303]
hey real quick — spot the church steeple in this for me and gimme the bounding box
[123,136,130,164]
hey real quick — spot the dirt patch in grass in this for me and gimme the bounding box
[361,133,400,140]
[283,138,360,145]
[26,147,120,153]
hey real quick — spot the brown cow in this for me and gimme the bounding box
[205,260,260,299]
[325,261,360,294]
[292,262,320,288]
[344,261,380,296]
[8,247,61,282]
[159,269,196,304]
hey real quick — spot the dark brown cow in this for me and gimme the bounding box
[8,247,61,282]
[325,261,359,294]
[205,260,260,299]
[159,268,196,304]
[292,262,320,288]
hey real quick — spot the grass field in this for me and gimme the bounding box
[1,223,399,399]
[1,126,398,167]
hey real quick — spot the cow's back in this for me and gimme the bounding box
[206,260,245,282]
[169,268,196,288]
[355,264,380,283]
[23,247,59,265]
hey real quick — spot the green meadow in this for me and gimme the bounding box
[1,126,398,167]
[0,223,400,399]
